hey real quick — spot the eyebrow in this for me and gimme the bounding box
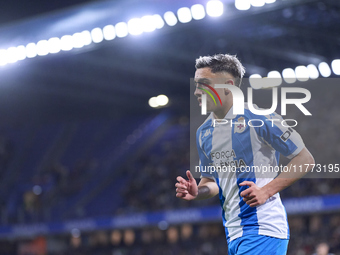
[195,78,211,84]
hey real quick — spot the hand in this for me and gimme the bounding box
[175,170,198,201]
[239,181,270,207]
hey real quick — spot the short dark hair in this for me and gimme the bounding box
[195,54,245,87]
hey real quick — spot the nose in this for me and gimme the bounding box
[194,87,202,97]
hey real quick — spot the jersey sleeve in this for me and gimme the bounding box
[254,113,305,159]
[196,129,215,179]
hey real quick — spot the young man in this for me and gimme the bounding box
[175,54,314,255]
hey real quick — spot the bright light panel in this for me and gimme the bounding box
[16,45,26,61]
[141,15,156,32]
[318,62,331,77]
[235,0,251,10]
[307,64,319,79]
[295,66,309,82]
[0,49,8,66]
[115,22,129,38]
[149,97,159,108]
[7,47,18,63]
[103,25,116,40]
[60,35,73,51]
[331,59,340,75]
[153,14,165,29]
[156,95,169,106]
[282,68,296,84]
[128,18,143,35]
[266,70,282,87]
[81,30,92,46]
[73,33,85,48]
[251,0,265,7]
[36,40,49,56]
[48,37,61,54]
[206,0,224,17]
[164,11,178,26]
[26,43,37,58]
[177,7,192,23]
[91,28,104,43]
[249,74,262,89]
[191,4,205,20]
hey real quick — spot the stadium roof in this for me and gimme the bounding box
[0,0,339,125]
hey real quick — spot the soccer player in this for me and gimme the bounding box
[175,54,315,255]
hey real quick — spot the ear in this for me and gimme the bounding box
[224,79,234,95]
[225,79,234,85]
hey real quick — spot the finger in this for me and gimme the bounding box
[176,188,188,194]
[186,170,194,180]
[239,181,254,187]
[249,202,259,207]
[177,176,187,184]
[175,183,187,189]
[240,188,252,197]
[176,192,186,198]
[242,195,255,201]
[245,198,257,205]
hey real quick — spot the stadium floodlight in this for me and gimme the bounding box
[295,65,309,82]
[48,37,61,54]
[73,33,85,48]
[191,4,205,20]
[60,35,73,51]
[149,97,159,108]
[141,15,156,32]
[128,18,143,35]
[156,94,169,106]
[251,0,265,7]
[6,47,19,63]
[91,27,104,43]
[81,30,92,46]
[206,0,224,17]
[282,68,296,84]
[16,45,26,61]
[235,0,251,10]
[307,64,319,79]
[318,62,331,77]
[26,43,37,58]
[249,74,263,89]
[0,49,8,66]
[265,0,276,3]
[115,22,129,38]
[331,59,340,75]
[177,7,192,23]
[164,11,178,26]
[153,14,165,29]
[266,71,282,87]
[36,40,49,56]
[103,25,116,40]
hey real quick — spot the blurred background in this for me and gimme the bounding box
[0,0,340,254]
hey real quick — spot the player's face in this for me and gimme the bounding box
[194,67,234,112]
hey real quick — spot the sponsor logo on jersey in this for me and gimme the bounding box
[280,127,294,142]
[203,129,211,138]
[234,117,246,133]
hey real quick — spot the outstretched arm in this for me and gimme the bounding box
[175,170,219,201]
[240,147,315,207]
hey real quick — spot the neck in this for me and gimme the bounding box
[213,100,233,119]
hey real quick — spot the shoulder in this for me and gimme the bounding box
[196,113,213,135]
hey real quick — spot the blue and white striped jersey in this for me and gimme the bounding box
[197,104,305,243]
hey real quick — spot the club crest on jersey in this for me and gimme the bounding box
[203,129,211,138]
[234,117,246,133]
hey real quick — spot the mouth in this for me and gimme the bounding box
[197,98,202,106]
